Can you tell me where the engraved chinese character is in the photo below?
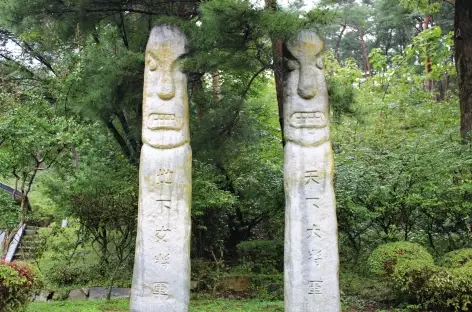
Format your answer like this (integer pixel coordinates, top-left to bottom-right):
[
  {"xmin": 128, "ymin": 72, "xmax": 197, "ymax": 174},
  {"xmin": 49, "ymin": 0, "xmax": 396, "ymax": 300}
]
[
  {"xmin": 307, "ymin": 224, "xmax": 321, "ymax": 239},
  {"xmin": 152, "ymin": 282, "xmax": 169, "ymax": 300},
  {"xmin": 155, "ymin": 224, "xmax": 171, "ymax": 242},
  {"xmin": 157, "ymin": 169, "xmax": 173, "ymax": 185},
  {"xmin": 308, "ymin": 249, "xmax": 322, "ymax": 266},
  {"xmin": 306, "ymin": 197, "xmax": 320, "ymax": 208},
  {"xmin": 308, "ymin": 280, "xmax": 323, "ymax": 295},
  {"xmin": 155, "ymin": 199, "xmax": 171, "ymax": 212},
  {"xmin": 155, "ymin": 253, "xmax": 170, "ymax": 269},
  {"xmin": 305, "ymin": 170, "xmax": 320, "ymax": 184}
]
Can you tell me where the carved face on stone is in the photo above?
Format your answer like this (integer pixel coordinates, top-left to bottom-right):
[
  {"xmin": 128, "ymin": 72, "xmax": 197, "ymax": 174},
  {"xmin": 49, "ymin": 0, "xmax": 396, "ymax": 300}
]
[
  {"xmin": 142, "ymin": 25, "xmax": 189, "ymax": 149},
  {"xmin": 284, "ymin": 30, "xmax": 329, "ymax": 146}
]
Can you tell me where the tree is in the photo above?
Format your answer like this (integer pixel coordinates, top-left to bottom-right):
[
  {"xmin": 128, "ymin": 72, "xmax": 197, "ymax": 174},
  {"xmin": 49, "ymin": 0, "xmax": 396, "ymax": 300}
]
[
  {"xmin": 455, "ymin": 0, "xmax": 472, "ymax": 140},
  {"xmin": 0, "ymin": 94, "xmax": 89, "ymax": 258}
]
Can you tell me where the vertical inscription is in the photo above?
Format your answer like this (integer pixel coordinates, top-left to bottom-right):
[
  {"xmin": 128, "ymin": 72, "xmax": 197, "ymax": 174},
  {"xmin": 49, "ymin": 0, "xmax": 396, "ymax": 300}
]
[
  {"xmin": 152, "ymin": 282, "xmax": 169, "ymax": 300},
  {"xmin": 155, "ymin": 253, "xmax": 170, "ymax": 269},
  {"xmin": 307, "ymin": 224, "xmax": 322, "ymax": 239},
  {"xmin": 308, "ymin": 249, "xmax": 322, "ymax": 266},
  {"xmin": 308, "ymin": 280, "xmax": 323, "ymax": 295},
  {"xmin": 306, "ymin": 197, "xmax": 320, "ymax": 208},
  {"xmin": 155, "ymin": 199, "xmax": 171, "ymax": 212},
  {"xmin": 155, "ymin": 224, "xmax": 171, "ymax": 242},
  {"xmin": 157, "ymin": 168, "xmax": 174, "ymax": 185},
  {"xmin": 304, "ymin": 170, "xmax": 321, "ymax": 184}
]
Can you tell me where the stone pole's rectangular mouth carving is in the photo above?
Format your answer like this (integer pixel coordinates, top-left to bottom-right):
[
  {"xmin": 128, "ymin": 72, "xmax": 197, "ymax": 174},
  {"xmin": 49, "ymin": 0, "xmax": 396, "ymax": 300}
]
[
  {"xmin": 289, "ymin": 111, "xmax": 327, "ymax": 128},
  {"xmin": 147, "ymin": 113, "xmax": 183, "ymax": 130}
]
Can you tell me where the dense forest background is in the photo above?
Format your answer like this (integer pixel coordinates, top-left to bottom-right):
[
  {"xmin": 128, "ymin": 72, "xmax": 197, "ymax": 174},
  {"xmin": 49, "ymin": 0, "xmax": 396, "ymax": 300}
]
[{"xmin": 1, "ymin": 0, "xmax": 472, "ymax": 310}]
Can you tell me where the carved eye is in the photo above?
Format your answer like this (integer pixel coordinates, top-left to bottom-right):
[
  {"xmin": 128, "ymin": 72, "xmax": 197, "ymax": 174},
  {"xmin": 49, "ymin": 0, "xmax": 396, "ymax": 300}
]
[
  {"xmin": 148, "ymin": 57, "xmax": 157, "ymax": 71},
  {"xmin": 147, "ymin": 53, "xmax": 157, "ymax": 71},
  {"xmin": 286, "ymin": 59, "xmax": 299, "ymax": 71},
  {"xmin": 316, "ymin": 58, "xmax": 324, "ymax": 70}
]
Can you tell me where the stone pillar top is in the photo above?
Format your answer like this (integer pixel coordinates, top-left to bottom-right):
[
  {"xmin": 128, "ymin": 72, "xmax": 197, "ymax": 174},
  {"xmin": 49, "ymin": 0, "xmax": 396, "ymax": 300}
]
[
  {"xmin": 142, "ymin": 25, "xmax": 189, "ymax": 149},
  {"xmin": 284, "ymin": 29, "xmax": 329, "ymax": 147}
]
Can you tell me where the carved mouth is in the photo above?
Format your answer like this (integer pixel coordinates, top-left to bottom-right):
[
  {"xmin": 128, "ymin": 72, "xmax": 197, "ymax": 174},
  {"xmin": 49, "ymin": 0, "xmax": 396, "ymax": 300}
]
[
  {"xmin": 147, "ymin": 113, "xmax": 182, "ymax": 130},
  {"xmin": 289, "ymin": 111, "xmax": 327, "ymax": 128}
]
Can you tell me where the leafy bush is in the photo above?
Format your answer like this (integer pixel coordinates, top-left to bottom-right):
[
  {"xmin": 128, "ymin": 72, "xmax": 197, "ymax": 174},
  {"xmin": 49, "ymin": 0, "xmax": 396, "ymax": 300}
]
[
  {"xmin": 368, "ymin": 242, "xmax": 434, "ymax": 277},
  {"xmin": 0, "ymin": 260, "xmax": 42, "ymax": 312},
  {"xmin": 439, "ymin": 248, "xmax": 472, "ymax": 268},
  {"xmin": 369, "ymin": 244, "xmax": 472, "ymax": 311},
  {"xmin": 248, "ymin": 274, "xmax": 282, "ymax": 300},
  {"xmin": 236, "ymin": 240, "xmax": 283, "ymax": 274},
  {"xmin": 36, "ymin": 222, "xmax": 132, "ymax": 290},
  {"xmin": 392, "ymin": 259, "xmax": 472, "ymax": 311},
  {"xmin": 191, "ymin": 258, "xmax": 225, "ymax": 292}
]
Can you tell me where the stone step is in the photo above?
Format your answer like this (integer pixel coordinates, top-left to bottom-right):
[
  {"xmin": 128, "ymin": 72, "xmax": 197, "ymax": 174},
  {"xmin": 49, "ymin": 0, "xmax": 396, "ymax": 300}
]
[
  {"xmin": 17, "ymin": 245, "xmax": 37, "ymax": 251},
  {"xmin": 21, "ymin": 241, "xmax": 41, "ymax": 248},
  {"xmin": 14, "ymin": 252, "xmax": 33, "ymax": 260},
  {"xmin": 23, "ymin": 229, "xmax": 38, "ymax": 236},
  {"xmin": 26, "ymin": 226, "xmax": 41, "ymax": 230}
]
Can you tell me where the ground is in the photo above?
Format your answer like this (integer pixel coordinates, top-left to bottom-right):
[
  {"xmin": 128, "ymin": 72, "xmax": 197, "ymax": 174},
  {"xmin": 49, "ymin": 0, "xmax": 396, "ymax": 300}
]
[{"xmin": 27, "ymin": 298, "xmax": 408, "ymax": 312}]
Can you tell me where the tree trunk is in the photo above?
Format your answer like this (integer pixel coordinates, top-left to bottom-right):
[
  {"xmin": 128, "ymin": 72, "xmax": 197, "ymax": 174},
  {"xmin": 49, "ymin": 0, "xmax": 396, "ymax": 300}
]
[
  {"xmin": 359, "ymin": 27, "xmax": 371, "ymax": 77},
  {"xmin": 189, "ymin": 72, "xmax": 205, "ymax": 120},
  {"xmin": 424, "ymin": 15, "xmax": 433, "ymax": 91},
  {"xmin": 335, "ymin": 24, "xmax": 347, "ymax": 63},
  {"xmin": 455, "ymin": 0, "xmax": 472, "ymax": 141},
  {"xmin": 264, "ymin": 0, "xmax": 286, "ymax": 146},
  {"xmin": 211, "ymin": 71, "xmax": 222, "ymax": 105}
]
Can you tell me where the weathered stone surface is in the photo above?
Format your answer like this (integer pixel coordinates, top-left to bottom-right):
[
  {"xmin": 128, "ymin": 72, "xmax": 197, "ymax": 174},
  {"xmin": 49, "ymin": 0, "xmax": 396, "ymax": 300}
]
[
  {"xmin": 68, "ymin": 288, "xmax": 87, "ymax": 301},
  {"xmin": 283, "ymin": 30, "xmax": 341, "ymax": 312},
  {"xmin": 219, "ymin": 276, "xmax": 250, "ymax": 292},
  {"xmin": 33, "ymin": 290, "xmax": 52, "ymax": 302},
  {"xmin": 130, "ymin": 25, "xmax": 191, "ymax": 312},
  {"xmin": 89, "ymin": 287, "xmax": 130, "ymax": 300}
]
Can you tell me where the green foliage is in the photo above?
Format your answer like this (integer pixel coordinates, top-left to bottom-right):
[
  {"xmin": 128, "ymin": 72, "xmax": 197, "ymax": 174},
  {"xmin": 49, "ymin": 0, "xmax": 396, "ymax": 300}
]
[
  {"xmin": 247, "ymin": 274, "xmax": 283, "ymax": 300},
  {"xmin": 0, "ymin": 261, "xmax": 42, "ymax": 312},
  {"xmin": 391, "ymin": 260, "xmax": 472, "ymax": 311},
  {"xmin": 439, "ymin": 249, "xmax": 472, "ymax": 268},
  {"xmin": 36, "ymin": 223, "xmax": 101, "ymax": 288},
  {"xmin": 36, "ymin": 222, "xmax": 132, "ymax": 291},
  {"xmin": 236, "ymin": 240, "xmax": 283, "ymax": 274},
  {"xmin": 191, "ymin": 258, "xmax": 225, "ymax": 292},
  {"xmin": 368, "ymin": 244, "xmax": 472, "ymax": 311},
  {"xmin": 368, "ymin": 242, "xmax": 434, "ymax": 277},
  {"xmin": 0, "ymin": 192, "xmax": 18, "ymax": 230}
]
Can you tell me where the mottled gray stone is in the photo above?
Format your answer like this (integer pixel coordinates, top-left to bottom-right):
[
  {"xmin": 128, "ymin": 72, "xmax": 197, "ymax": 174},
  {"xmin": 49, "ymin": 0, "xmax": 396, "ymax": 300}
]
[
  {"xmin": 33, "ymin": 290, "xmax": 52, "ymax": 302},
  {"xmin": 283, "ymin": 30, "xmax": 341, "ymax": 312},
  {"xmin": 130, "ymin": 25, "xmax": 191, "ymax": 312},
  {"xmin": 68, "ymin": 288, "xmax": 87, "ymax": 301}
]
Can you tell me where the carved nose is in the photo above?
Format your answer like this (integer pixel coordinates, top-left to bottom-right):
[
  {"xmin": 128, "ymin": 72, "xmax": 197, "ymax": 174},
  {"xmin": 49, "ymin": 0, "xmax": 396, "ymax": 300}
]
[
  {"xmin": 297, "ymin": 68, "xmax": 316, "ymax": 99},
  {"xmin": 157, "ymin": 72, "xmax": 176, "ymax": 100}
]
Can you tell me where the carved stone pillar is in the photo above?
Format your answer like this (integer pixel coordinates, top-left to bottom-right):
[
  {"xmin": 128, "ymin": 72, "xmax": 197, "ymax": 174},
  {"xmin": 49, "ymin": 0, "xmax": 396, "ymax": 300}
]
[
  {"xmin": 283, "ymin": 30, "xmax": 341, "ymax": 312},
  {"xmin": 131, "ymin": 25, "xmax": 191, "ymax": 312}
]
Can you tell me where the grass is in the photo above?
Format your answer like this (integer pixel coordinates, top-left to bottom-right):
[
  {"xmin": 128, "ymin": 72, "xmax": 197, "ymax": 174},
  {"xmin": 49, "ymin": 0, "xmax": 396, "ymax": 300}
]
[
  {"xmin": 27, "ymin": 299, "xmax": 284, "ymax": 312},
  {"xmin": 27, "ymin": 298, "xmax": 409, "ymax": 312}
]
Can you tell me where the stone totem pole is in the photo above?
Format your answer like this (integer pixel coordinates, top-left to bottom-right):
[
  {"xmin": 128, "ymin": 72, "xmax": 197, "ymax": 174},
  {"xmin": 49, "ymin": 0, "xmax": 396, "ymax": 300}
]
[
  {"xmin": 284, "ymin": 30, "xmax": 341, "ymax": 312},
  {"xmin": 131, "ymin": 25, "xmax": 191, "ymax": 312}
]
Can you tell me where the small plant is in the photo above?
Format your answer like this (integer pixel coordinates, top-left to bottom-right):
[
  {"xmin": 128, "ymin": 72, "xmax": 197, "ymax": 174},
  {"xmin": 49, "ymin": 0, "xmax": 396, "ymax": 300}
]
[
  {"xmin": 236, "ymin": 240, "xmax": 283, "ymax": 274},
  {"xmin": 0, "ymin": 260, "xmax": 42, "ymax": 312}
]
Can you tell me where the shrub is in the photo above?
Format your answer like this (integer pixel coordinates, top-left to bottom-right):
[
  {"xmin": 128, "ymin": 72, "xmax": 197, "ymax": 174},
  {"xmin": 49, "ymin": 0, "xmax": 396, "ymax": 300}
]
[
  {"xmin": 236, "ymin": 240, "xmax": 283, "ymax": 274},
  {"xmin": 439, "ymin": 248, "xmax": 472, "ymax": 268},
  {"xmin": 392, "ymin": 259, "xmax": 472, "ymax": 311},
  {"xmin": 248, "ymin": 274, "xmax": 283, "ymax": 300},
  {"xmin": 0, "ymin": 260, "xmax": 42, "ymax": 312},
  {"xmin": 368, "ymin": 241, "xmax": 434, "ymax": 277}
]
